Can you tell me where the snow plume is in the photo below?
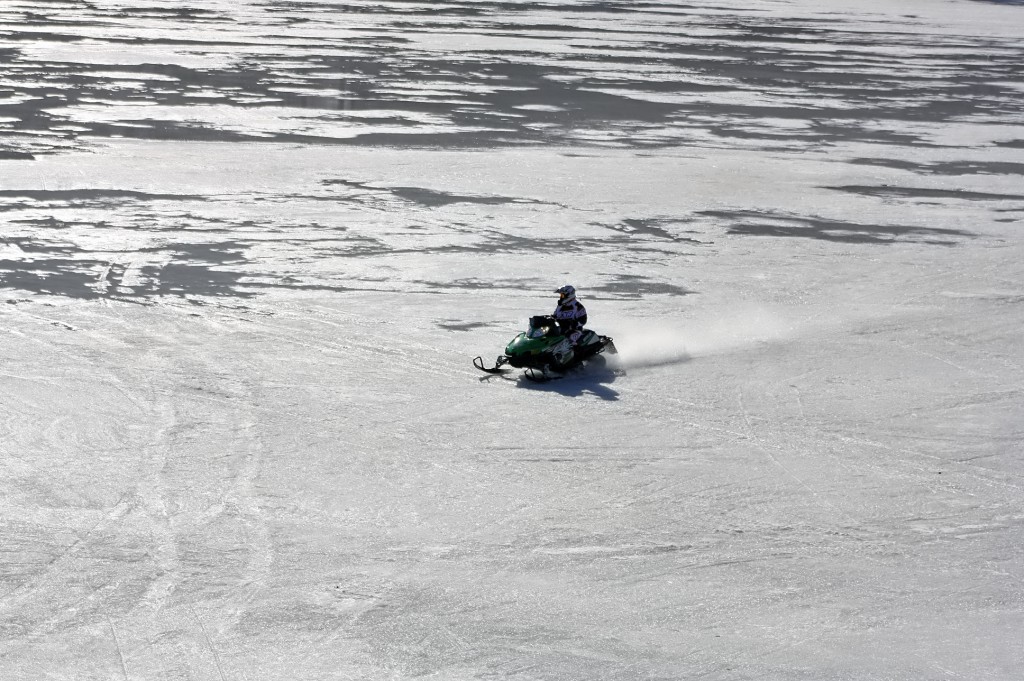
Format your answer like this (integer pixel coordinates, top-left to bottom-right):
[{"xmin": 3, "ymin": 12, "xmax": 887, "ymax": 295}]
[{"xmin": 608, "ymin": 306, "xmax": 795, "ymax": 370}]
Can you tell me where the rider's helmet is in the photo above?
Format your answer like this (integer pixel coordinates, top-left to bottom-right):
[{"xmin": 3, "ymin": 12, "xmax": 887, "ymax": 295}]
[{"xmin": 556, "ymin": 284, "xmax": 576, "ymax": 305}]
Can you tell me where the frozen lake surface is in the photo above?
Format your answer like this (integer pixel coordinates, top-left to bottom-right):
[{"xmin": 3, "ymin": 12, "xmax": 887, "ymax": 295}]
[{"xmin": 1, "ymin": 1, "xmax": 1023, "ymax": 679}]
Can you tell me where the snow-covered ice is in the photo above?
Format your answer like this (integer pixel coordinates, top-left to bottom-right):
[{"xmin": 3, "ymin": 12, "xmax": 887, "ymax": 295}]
[{"xmin": 1, "ymin": 1, "xmax": 1022, "ymax": 679}]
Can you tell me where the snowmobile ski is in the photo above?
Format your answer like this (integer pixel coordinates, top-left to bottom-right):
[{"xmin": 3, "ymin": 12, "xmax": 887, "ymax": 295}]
[
  {"xmin": 524, "ymin": 366, "xmax": 564, "ymax": 383},
  {"xmin": 473, "ymin": 355, "xmax": 510, "ymax": 374}
]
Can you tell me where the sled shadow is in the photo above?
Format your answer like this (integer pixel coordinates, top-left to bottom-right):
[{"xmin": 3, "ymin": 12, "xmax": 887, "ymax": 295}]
[{"xmin": 517, "ymin": 356, "xmax": 622, "ymax": 401}]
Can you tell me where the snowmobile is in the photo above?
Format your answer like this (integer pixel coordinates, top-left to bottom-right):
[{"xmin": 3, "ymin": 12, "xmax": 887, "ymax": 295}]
[{"xmin": 473, "ymin": 315, "xmax": 616, "ymax": 381}]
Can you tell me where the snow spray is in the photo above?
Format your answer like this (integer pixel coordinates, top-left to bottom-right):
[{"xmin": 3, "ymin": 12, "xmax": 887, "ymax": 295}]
[{"xmin": 606, "ymin": 306, "xmax": 796, "ymax": 370}]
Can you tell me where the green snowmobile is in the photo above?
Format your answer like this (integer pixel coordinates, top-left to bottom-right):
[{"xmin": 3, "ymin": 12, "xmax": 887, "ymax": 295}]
[{"xmin": 473, "ymin": 315, "xmax": 616, "ymax": 381}]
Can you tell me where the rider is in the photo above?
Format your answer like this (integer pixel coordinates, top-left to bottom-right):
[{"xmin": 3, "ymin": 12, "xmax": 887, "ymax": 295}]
[{"xmin": 553, "ymin": 284, "xmax": 587, "ymax": 346}]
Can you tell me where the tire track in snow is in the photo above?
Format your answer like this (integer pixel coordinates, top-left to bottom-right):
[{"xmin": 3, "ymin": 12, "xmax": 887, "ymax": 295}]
[{"xmin": 132, "ymin": 410, "xmax": 183, "ymax": 615}]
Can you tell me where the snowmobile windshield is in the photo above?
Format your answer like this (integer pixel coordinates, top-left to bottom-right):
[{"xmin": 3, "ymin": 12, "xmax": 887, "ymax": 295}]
[{"xmin": 526, "ymin": 315, "xmax": 557, "ymax": 338}]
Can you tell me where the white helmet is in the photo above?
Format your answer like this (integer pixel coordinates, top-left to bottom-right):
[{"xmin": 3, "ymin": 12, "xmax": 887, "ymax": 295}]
[{"xmin": 556, "ymin": 284, "xmax": 576, "ymax": 305}]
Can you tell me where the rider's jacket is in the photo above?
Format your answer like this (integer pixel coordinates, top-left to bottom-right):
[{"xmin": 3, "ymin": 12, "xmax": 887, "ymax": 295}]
[{"xmin": 553, "ymin": 300, "xmax": 587, "ymax": 336}]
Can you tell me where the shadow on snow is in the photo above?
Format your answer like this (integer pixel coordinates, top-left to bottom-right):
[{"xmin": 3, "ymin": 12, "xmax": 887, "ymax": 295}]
[{"xmin": 480, "ymin": 355, "xmax": 621, "ymax": 401}]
